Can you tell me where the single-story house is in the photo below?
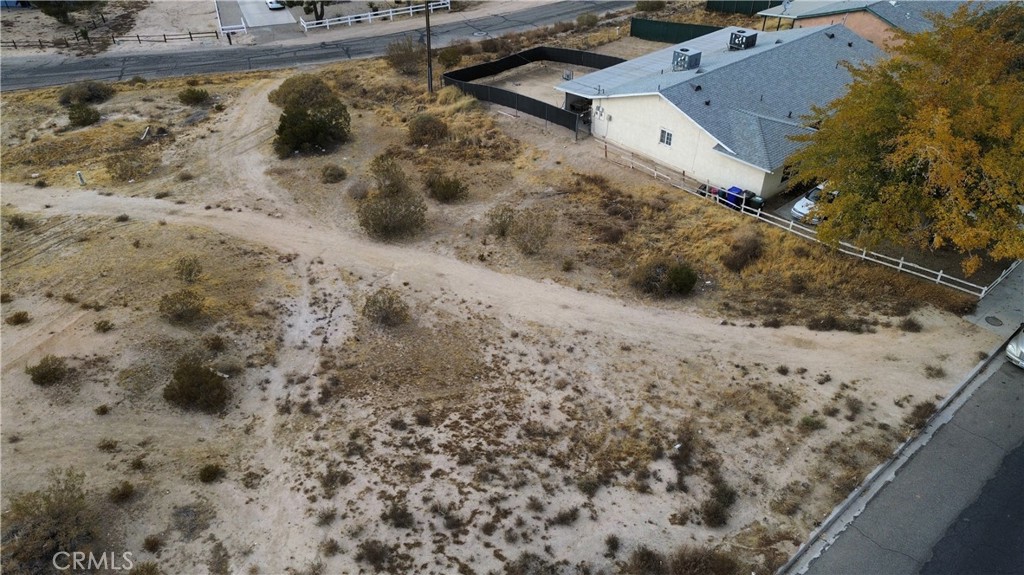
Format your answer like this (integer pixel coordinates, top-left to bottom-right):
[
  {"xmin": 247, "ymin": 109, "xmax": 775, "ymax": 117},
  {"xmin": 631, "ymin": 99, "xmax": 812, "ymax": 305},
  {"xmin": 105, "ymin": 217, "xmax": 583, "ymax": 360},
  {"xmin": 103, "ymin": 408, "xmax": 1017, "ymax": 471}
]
[
  {"xmin": 756, "ymin": 1, "xmax": 987, "ymax": 47},
  {"xmin": 555, "ymin": 25, "xmax": 883, "ymax": 198}
]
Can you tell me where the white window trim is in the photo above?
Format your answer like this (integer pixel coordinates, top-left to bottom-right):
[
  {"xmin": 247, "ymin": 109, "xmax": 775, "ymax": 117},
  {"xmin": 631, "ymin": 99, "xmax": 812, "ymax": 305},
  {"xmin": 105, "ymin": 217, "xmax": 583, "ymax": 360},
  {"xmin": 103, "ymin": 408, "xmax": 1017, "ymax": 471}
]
[{"xmin": 659, "ymin": 128, "xmax": 673, "ymax": 147}]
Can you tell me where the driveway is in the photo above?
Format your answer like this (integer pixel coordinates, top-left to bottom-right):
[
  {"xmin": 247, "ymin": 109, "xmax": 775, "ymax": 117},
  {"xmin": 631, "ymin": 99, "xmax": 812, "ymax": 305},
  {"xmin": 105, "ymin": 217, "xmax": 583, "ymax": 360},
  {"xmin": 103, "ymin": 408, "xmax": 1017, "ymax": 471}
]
[{"xmin": 238, "ymin": 0, "xmax": 296, "ymax": 28}]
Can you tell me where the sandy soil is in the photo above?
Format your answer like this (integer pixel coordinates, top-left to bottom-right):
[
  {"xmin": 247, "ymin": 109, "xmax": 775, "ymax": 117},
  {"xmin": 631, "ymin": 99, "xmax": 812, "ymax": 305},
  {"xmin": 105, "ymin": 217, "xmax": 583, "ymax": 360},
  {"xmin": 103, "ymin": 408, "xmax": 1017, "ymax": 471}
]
[{"xmin": 0, "ymin": 27, "xmax": 1003, "ymax": 575}]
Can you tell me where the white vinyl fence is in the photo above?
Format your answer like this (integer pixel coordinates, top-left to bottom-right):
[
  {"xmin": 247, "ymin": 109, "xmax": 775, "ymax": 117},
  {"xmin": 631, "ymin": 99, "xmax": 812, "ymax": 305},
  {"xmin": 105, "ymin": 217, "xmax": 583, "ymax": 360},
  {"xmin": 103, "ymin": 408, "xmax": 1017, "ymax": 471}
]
[
  {"xmin": 598, "ymin": 141, "xmax": 1016, "ymax": 298},
  {"xmin": 300, "ymin": 0, "xmax": 450, "ymax": 31}
]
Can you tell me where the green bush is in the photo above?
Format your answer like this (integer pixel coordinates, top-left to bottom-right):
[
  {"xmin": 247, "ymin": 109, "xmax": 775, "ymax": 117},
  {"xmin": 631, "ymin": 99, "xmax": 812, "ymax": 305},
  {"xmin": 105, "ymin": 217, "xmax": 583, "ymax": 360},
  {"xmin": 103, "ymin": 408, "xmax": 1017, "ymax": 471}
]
[
  {"xmin": 273, "ymin": 101, "xmax": 352, "ymax": 158},
  {"xmin": 3, "ymin": 468, "xmax": 99, "ymax": 574},
  {"xmin": 423, "ymin": 169, "xmax": 468, "ymax": 203},
  {"xmin": 437, "ymin": 46, "xmax": 463, "ymax": 68},
  {"xmin": 68, "ymin": 104, "xmax": 101, "ymax": 127},
  {"xmin": 511, "ymin": 209, "xmax": 556, "ymax": 256},
  {"xmin": 174, "ymin": 255, "xmax": 203, "ymax": 283},
  {"xmin": 630, "ymin": 257, "xmax": 698, "ymax": 297},
  {"xmin": 369, "ymin": 155, "xmax": 410, "ymax": 196},
  {"xmin": 700, "ymin": 475, "xmax": 737, "ymax": 528},
  {"xmin": 268, "ymin": 74, "xmax": 336, "ymax": 109},
  {"xmin": 798, "ymin": 415, "xmax": 826, "ymax": 432},
  {"xmin": 485, "ymin": 204, "xmax": 516, "ymax": 237},
  {"xmin": 178, "ymin": 87, "xmax": 210, "ymax": 106},
  {"xmin": 321, "ymin": 164, "xmax": 347, "ymax": 184},
  {"xmin": 381, "ymin": 501, "xmax": 415, "ymax": 528},
  {"xmin": 407, "ymin": 113, "xmax": 449, "ymax": 146},
  {"xmin": 163, "ymin": 355, "xmax": 231, "ymax": 413},
  {"xmin": 357, "ymin": 190, "xmax": 426, "ymax": 239},
  {"xmin": 58, "ymin": 81, "xmax": 115, "ymax": 106},
  {"xmin": 385, "ymin": 37, "xmax": 425, "ymax": 75},
  {"xmin": 25, "ymin": 355, "xmax": 70, "ymax": 386},
  {"xmin": 158, "ymin": 289, "xmax": 205, "ymax": 323},
  {"xmin": 362, "ymin": 287, "xmax": 410, "ymax": 327},
  {"xmin": 576, "ymin": 13, "xmax": 599, "ymax": 29}
]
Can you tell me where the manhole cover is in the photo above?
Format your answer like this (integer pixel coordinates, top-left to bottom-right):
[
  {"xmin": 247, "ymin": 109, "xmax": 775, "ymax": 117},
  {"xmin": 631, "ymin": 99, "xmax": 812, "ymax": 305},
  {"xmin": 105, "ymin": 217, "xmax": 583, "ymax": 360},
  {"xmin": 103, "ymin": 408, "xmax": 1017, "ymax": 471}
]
[
  {"xmin": 473, "ymin": 31, "xmax": 487, "ymax": 36},
  {"xmin": 985, "ymin": 316, "xmax": 1004, "ymax": 326}
]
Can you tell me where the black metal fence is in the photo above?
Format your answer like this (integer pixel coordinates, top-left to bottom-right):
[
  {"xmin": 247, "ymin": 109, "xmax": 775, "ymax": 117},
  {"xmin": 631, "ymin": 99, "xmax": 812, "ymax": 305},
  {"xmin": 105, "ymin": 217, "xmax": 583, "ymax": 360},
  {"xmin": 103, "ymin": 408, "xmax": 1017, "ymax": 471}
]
[
  {"xmin": 704, "ymin": 0, "xmax": 782, "ymax": 15},
  {"xmin": 629, "ymin": 18, "xmax": 722, "ymax": 43},
  {"xmin": 442, "ymin": 46, "xmax": 625, "ymax": 135}
]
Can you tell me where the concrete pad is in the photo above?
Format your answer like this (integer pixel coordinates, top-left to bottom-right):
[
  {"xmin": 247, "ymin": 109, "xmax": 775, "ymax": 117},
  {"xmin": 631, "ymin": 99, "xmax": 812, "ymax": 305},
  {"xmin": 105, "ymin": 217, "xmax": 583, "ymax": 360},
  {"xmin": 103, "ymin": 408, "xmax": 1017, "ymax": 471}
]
[{"xmin": 238, "ymin": 0, "xmax": 296, "ymax": 28}]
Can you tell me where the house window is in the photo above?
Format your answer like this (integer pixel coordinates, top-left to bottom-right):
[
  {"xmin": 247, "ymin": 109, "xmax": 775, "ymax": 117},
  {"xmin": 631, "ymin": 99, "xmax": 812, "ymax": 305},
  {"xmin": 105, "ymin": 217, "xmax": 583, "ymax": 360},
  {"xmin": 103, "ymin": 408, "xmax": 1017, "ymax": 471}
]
[{"xmin": 659, "ymin": 129, "xmax": 673, "ymax": 147}]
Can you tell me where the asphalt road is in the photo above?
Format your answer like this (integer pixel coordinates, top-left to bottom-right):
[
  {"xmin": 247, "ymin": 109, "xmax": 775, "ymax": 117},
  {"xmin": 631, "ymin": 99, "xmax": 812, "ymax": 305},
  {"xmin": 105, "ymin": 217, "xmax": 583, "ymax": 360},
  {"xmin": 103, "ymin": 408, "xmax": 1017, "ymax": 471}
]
[{"xmin": 0, "ymin": 1, "xmax": 632, "ymax": 91}]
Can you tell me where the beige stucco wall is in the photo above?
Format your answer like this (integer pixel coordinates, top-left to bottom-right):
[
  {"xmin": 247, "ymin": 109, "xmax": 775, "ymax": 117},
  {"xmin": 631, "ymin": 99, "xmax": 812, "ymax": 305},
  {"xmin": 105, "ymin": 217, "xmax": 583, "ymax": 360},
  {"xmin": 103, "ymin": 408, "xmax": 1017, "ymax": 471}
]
[
  {"xmin": 592, "ymin": 94, "xmax": 778, "ymax": 195},
  {"xmin": 796, "ymin": 11, "xmax": 900, "ymax": 49}
]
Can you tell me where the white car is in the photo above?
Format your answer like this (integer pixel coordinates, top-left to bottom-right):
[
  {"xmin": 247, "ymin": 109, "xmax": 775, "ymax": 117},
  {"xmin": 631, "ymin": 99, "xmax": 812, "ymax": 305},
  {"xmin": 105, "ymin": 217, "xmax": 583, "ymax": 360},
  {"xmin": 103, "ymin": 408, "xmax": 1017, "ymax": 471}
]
[
  {"xmin": 790, "ymin": 184, "xmax": 836, "ymax": 225},
  {"xmin": 266, "ymin": 0, "xmax": 286, "ymax": 9},
  {"xmin": 1006, "ymin": 327, "xmax": 1024, "ymax": 369}
]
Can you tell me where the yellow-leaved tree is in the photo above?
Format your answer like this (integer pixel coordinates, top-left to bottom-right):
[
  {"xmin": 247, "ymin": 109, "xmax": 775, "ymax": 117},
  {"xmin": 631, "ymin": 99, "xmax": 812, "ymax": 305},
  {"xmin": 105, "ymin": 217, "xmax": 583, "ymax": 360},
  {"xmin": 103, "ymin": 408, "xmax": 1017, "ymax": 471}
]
[{"xmin": 787, "ymin": 3, "xmax": 1024, "ymax": 276}]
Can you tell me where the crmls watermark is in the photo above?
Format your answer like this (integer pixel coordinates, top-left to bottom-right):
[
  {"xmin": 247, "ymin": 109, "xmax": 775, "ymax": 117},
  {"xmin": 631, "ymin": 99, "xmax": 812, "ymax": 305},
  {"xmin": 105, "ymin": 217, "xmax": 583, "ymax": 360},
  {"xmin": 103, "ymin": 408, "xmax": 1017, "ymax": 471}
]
[{"xmin": 52, "ymin": 552, "xmax": 135, "ymax": 571}]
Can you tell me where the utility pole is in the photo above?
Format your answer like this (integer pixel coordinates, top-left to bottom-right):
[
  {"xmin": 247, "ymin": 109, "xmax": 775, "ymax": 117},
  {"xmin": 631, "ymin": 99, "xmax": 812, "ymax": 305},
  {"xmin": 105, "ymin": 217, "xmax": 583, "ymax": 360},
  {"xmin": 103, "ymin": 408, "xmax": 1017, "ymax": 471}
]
[{"xmin": 424, "ymin": 1, "xmax": 434, "ymax": 94}]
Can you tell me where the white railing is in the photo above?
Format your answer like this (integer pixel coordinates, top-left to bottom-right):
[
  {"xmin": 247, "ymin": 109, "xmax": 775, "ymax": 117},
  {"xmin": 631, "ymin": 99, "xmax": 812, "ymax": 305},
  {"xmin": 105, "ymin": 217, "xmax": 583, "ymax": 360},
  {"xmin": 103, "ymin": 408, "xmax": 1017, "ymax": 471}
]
[
  {"xmin": 300, "ymin": 0, "xmax": 450, "ymax": 32},
  {"xmin": 214, "ymin": 1, "xmax": 247, "ymax": 35},
  {"xmin": 597, "ymin": 140, "xmax": 1014, "ymax": 298}
]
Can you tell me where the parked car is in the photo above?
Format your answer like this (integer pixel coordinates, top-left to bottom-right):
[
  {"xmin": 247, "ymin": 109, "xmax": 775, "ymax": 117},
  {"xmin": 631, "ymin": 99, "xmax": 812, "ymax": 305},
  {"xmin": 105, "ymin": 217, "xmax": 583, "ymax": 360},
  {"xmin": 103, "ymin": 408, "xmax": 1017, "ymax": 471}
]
[
  {"xmin": 266, "ymin": 0, "xmax": 286, "ymax": 9},
  {"xmin": 718, "ymin": 186, "xmax": 765, "ymax": 212},
  {"xmin": 1006, "ymin": 326, "xmax": 1024, "ymax": 369},
  {"xmin": 790, "ymin": 184, "xmax": 836, "ymax": 224}
]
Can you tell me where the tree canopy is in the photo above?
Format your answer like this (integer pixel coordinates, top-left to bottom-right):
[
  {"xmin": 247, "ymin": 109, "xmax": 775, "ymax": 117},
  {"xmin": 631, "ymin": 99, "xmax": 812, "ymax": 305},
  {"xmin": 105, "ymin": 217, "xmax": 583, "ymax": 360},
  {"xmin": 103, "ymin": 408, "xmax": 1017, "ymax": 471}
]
[
  {"xmin": 270, "ymin": 74, "xmax": 351, "ymax": 158},
  {"xmin": 30, "ymin": 1, "xmax": 103, "ymax": 24},
  {"xmin": 787, "ymin": 3, "xmax": 1024, "ymax": 275}
]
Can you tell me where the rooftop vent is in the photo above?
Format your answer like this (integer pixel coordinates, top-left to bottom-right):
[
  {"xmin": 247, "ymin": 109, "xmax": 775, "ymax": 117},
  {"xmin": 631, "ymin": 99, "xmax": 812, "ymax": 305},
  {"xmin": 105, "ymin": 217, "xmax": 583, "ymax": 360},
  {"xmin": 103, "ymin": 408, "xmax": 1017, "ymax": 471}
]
[
  {"xmin": 729, "ymin": 29, "xmax": 757, "ymax": 50},
  {"xmin": 672, "ymin": 47, "xmax": 702, "ymax": 71},
  {"xmin": 825, "ymin": 32, "xmax": 835, "ymax": 39}
]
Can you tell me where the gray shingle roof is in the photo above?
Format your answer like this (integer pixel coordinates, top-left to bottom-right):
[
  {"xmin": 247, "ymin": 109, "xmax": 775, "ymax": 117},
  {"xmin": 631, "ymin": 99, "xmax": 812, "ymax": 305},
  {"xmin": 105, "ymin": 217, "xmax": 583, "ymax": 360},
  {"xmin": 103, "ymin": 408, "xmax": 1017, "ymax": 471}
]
[
  {"xmin": 557, "ymin": 25, "xmax": 884, "ymax": 171},
  {"xmin": 758, "ymin": 1, "xmax": 1001, "ymax": 34}
]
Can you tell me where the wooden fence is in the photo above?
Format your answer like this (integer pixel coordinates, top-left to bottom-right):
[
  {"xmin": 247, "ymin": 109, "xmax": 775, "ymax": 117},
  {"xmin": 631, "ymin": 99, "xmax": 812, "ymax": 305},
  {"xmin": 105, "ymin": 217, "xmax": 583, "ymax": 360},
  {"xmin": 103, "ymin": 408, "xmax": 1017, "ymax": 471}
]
[
  {"xmin": 300, "ymin": 0, "xmax": 450, "ymax": 31},
  {"xmin": 598, "ymin": 141, "xmax": 1013, "ymax": 298},
  {"xmin": 1, "ymin": 30, "xmax": 220, "ymax": 50}
]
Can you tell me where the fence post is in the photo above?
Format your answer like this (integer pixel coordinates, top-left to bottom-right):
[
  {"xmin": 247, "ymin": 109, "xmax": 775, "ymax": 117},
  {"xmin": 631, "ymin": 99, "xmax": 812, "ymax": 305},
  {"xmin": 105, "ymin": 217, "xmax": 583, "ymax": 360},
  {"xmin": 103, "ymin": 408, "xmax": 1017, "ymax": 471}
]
[
  {"xmin": 11, "ymin": 40, "xmax": 16, "ymax": 49},
  {"xmin": 227, "ymin": 32, "xmax": 232, "ymax": 45},
  {"xmin": 137, "ymin": 34, "xmax": 141, "ymax": 44},
  {"xmin": 163, "ymin": 34, "xmax": 167, "ymax": 42},
  {"xmin": 898, "ymin": 257, "xmax": 904, "ymax": 271},
  {"xmin": 39, "ymin": 39, "xmax": 44, "ymax": 49},
  {"xmin": 936, "ymin": 270, "xmax": 944, "ymax": 284},
  {"xmin": 189, "ymin": 31, "xmax": 193, "ymax": 41}
]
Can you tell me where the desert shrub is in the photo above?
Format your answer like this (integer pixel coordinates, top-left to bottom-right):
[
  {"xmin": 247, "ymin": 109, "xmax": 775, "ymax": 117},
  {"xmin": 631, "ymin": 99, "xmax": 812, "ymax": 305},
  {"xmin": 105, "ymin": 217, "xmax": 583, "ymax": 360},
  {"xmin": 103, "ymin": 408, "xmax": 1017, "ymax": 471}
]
[
  {"xmin": 114, "ymin": 213, "xmax": 130, "ymax": 222},
  {"xmin": 362, "ymin": 287, "xmax": 410, "ymax": 327},
  {"xmin": 316, "ymin": 507, "xmax": 337, "ymax": 526},
  {"xmin": 178, "ymin": 87, "xmax": 210, "ymax": 106},
  {"xmin": 485, "ymin": 203, "xmax": 516, "ymax": 237},
  {"xmin": 548, "ymin": 506, "xmax": 579, "ymax": 526},
  {"xmin": 505, "ymin": 553, "xmax": 560, "ymax": 575},
  {"xmin": 630, "ymin": 256, "xmax": 698, "ymax": 297},
  {"xmin": 357, "ymin": 191, "xmax": 426, "ymax": 239},
  {"xmin": 720, "ymin": 228, "xmax": 763, "ymax": 272},
  {"xmin": 204, "ymin": 334, "xmax": 226, "ymax": 352},
  {"xmin": 3, "ymin": 468, "xmax": 99, "ymax": 573},
  {"xmin": 109, "ymin": 481, "xmax": 135, "ymax": 504},
  {"xmin": 666, "ymin": 545, "xmax": 739, "ymax": 575},
  {"xmin": 0, "ymin": 292, "xmax": 12, "ymax": 303},
  {"xmin": 58, "ymin": 80, "xmax": 115, "ymax": 106},
  {"xmin": 198, "ymin": 464, "xmax": 225, "ymax": 483},
  {"xmin": 321, "ymin": 164, "xmax": 347, "ymax": 184},
  {"xmin": 576, "ymin": 13, "xmax": 599, "ymax": 28},
  {"xmin": 381, "ymin": 502, "xmax": 415, "ymax": 528},
  {"xmin": 105, "ymin": 149, "xmax": 155, "ymax": 182},
  {"xmin": 905, "ymin": 401, "xmax": 937, "ymax": 429},
  {"xmin": 268, "ymin": 74, "xmax": 336, "ymax": 109},
  {"xmin": 385, "ymin": 37, "xmax": 425, "ymax": 75},
  {"xmin": 142, "ymin": 535, "xmax": 162, "ymax": 553},
  {"xmin": 923, "ymin": 365, "xmax": 946, "ymax": 379},
  {"xmin": 6, "ymin": 213, "xmax": 31, "ymax": 230},
  {"xmin": 480, "ymin": 37, "xmax": 509, "ymax": 53},
  {"xmin": 355, "ymin": 539, "xmax": 397, "ymax": 570},
  {"xmin": 798, "ymin": 415, "xmax": 826, "ymax": 432},
  {"xmin": 129, "ymin": 562, "xmax": 161, "ymax": 575},
  {"xmin": 95, "ymin": 404, "xmax": 110, "ymax": 415},
  {"xmin": 158, "ymin": 289, "xmax": 204, "ymax": 323},
  {"xmin": 636, "ymin": 0, "xmax": 667, "ymax": 11},
  {"xmin": 369, "ymin": 154, "xmax": 411, "ymax": 196},
  {"xmin": 776, "ymin": 365, "xmax": 790, "ymax": 375},
  {"xmin": 5, "ymin": 311, "xmax": 31, "ymax": 325},
  {"xmin": 176, "ymin": 170, "xmax": 194, "ymax": 182},
  {"xmin": 605, "ymin": 534, "xmax": 621, "ymax": 558},
  {"xmin": 163, "ymin": 355, "xmax": 230, "ymax": 413},
  {"xmin": 274, "ymin": 101, "xmax": 352, "ymax": 158},
  {"xmin": 25, "ymin": 354, "xmax": 70, "ymax": 386},
  {"xmin": 511, "ymin": 210, "xmax": 556, "ymax": 255},
  {"xmin": 624, "ymin": 546, "xmax": 667, "ymax": 575},
  {"xmin": 700, "ymin": 475, "xmax": 737, "ymax": 528},
  {"xmin": 94, "ymin": 319, "xmax": 115, "ymax": 333},
  {"xmin": 130, "ymin": 76, "xmax": 147, "ymax": 85},
  {"xmin": 413, "ymin": 409, "xmax": 431, "ymax": 426},
  {"xmin": 437, "ymin": 46, "xmax": 463, "ymax": 68},
  {"xmin": 174, "ymin": 254, "xmax": 203, "ymax": 283},
  {"xmin": 898, "ymin": 317, "xmax": 923, "ymax": 332},
  {"xmin": 348, "ymin": 179, "xmax": 371, "ymax": 201},
  {"xmin": 407, "ymin": 113, "xmax": 449, "ymax": 146},
  {"xmin": 423, "ymin": 169, "xmax": 468, "ymax": 202},
  {"xmin": 68, "ymin": 103, "xmax": 101, "ymax": 127}
]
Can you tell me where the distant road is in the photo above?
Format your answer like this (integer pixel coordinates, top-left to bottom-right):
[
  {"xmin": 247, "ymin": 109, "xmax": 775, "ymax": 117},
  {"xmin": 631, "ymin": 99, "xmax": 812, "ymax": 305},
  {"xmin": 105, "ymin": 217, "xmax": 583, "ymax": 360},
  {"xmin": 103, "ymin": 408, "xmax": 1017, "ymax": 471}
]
[{"xmin": 0, "ymin": 1, "xmax": 632, "ymax": 91}]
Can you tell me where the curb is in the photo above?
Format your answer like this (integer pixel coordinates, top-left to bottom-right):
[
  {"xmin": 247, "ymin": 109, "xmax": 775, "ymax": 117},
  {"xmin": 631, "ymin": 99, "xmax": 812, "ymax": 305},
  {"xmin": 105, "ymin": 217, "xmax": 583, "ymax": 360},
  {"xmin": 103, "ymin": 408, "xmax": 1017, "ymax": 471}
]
[{"xmin": 776, "ymin": 329, "xmax": 1017, "ymax": 575}]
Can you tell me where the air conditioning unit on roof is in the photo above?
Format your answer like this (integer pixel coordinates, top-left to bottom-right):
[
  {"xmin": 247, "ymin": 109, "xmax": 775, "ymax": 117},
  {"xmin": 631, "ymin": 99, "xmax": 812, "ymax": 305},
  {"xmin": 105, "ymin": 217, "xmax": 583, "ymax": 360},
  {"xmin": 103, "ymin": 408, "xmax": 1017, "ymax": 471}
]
[
  {"xmin": 672, "ymin": 47, "xmax": 702, "ymax": 71},
  {"xmin": 729, "ymin": 29, "xmax": 757, "ymax": 50}
]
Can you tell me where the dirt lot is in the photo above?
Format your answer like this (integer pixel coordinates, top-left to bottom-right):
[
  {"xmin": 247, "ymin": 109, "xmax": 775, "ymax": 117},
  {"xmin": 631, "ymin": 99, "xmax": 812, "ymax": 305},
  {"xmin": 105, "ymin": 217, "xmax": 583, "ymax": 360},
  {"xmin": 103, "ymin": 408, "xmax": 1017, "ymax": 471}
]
[{"xmin": 0, "ymin": 11, "xmax": 1004, "ymax": 575}]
